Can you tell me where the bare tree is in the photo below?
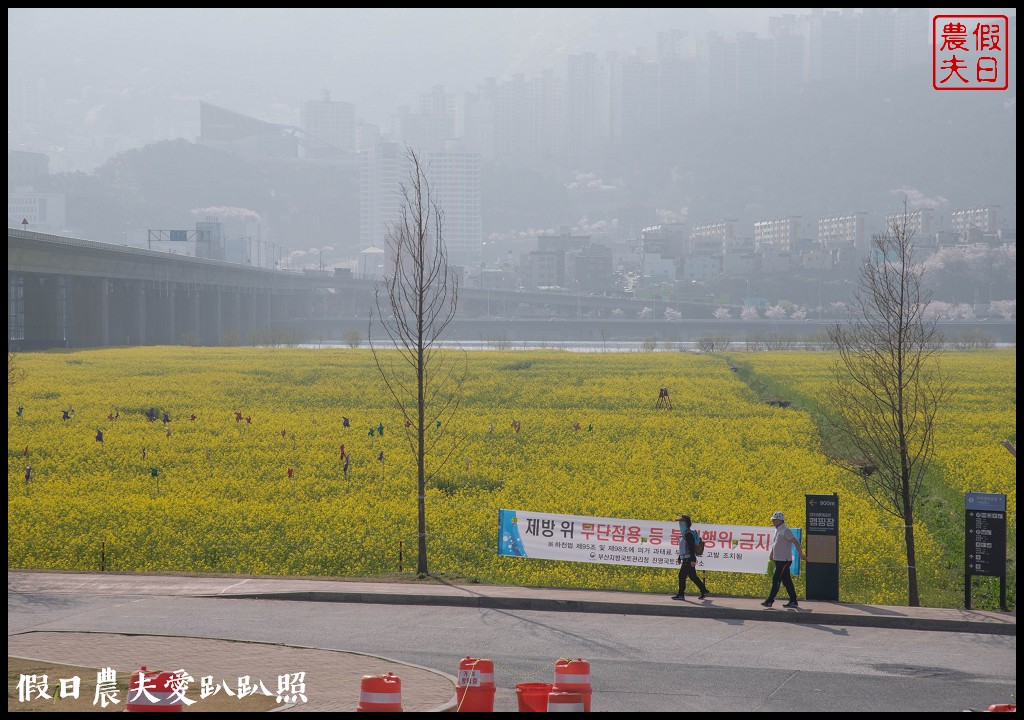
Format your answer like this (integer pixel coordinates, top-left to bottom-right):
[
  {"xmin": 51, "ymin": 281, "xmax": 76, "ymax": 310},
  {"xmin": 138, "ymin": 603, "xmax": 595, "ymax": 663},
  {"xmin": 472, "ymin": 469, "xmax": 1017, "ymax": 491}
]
[
  {"xmin": 827, "ymin": 204, "xmax": 947, "ymax": 607},
  {"xmin": 369, "ymin": 147, "xmax": 465, "ymax": 577}
]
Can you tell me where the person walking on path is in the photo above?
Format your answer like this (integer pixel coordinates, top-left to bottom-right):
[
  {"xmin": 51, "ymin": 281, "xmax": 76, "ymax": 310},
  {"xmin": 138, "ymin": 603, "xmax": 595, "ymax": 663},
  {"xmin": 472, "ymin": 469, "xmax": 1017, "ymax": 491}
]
[
  {"xmin": 762, "ymin": 511, "xmax": 808, "ymax": 608},
  {"xmin": 672, "ymin": 514, "xmax": 709, "ymax": 601}
]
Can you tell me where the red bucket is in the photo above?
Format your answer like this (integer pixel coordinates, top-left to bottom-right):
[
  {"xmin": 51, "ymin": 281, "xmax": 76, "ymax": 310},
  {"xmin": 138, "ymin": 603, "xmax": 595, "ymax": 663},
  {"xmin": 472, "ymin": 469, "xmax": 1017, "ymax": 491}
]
[{"xmin": 515, "ymin": 682, "xmax": 554, "ymax": 712}]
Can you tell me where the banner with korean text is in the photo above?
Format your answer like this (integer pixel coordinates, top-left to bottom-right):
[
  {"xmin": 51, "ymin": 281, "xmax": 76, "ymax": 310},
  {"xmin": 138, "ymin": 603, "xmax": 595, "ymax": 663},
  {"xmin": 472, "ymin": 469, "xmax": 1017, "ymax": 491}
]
[{"xmin": 497, "ymin": 509, "xmax": 801, "ymax": 575}]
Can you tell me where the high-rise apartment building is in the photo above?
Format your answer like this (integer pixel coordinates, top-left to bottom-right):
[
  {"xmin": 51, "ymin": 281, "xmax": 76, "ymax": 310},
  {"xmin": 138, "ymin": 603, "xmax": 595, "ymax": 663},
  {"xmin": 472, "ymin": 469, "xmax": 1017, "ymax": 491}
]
[
  {"xmin": 565, "ymin": 52, "xmax": 613, "ymax": 167},
  {"xmin": 655, "ymin": 32, "xmax": 698, "ymax": 135},
  {"xmin": 950, "ymin": 207, "xmax": 999, "ymax": 242},
  {"xmin": 769, "ymin": 14, "xmax": 806, "ymax": 92},
  {"xmin": 301, "ymin": 90, "xmax": 356, "ymax": 154},
  {"xmin": 469, "ymin": 71, "xmax": 565, "ymax": 166},
  {"xmin": 885, "ymin": 208, "xmax": 933, "ymax": 236},
  {"xmin": 818, "ymin": 212, "xmax": 866, "ymax": 250},
  {"xmin": 426, "ymin": 144, "xmax": 482, "ymax": 269},
  {"xmin": 804, "ymin": 8, "xmax": 925, "ymax": 82},
  {"xmin": 754, "ymin": 217, "xmax": 800, "ymax": 253},
  {"xmin": 359, "ymin": 141, "xmax": 407, "ymax": 261},
  {"xmin": 359, "ymin": 140, "xmax": 482, "ymax": 271}
]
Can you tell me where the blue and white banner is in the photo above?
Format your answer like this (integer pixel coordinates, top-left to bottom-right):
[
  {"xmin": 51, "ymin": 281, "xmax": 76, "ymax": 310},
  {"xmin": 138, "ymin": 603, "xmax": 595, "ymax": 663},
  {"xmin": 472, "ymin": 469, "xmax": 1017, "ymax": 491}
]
[{"xmin": 497, "ymin": 509, "xmax": 800, "ymax": 575}]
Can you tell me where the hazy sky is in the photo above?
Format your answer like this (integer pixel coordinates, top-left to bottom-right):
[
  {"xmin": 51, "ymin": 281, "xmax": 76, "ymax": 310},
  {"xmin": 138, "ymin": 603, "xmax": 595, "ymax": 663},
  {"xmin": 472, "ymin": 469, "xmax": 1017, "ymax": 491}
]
[{"xmin": 8, "ymin": 8, "xmax": 805, "ymax": 128}]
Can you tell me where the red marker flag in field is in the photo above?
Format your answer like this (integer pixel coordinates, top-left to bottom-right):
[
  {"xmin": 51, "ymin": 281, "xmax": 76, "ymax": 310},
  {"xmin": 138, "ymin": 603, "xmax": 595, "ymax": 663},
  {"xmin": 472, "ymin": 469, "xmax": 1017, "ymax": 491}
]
[{"xmin": 23, "ymin": 446, "xmax": 28, "ymax": 457}]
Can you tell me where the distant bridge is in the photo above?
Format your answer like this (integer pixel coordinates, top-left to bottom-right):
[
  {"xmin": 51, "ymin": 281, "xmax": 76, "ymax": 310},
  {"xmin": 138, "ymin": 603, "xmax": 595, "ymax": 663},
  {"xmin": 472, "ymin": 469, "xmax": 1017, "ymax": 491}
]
[
  {"xmin": 9, "ymin": 229, "xmax": 351, "ymax": 349},
  {"xmin": 9, "ymin": 229, "xmax": 1014, "ymax": 350},
  {"xmin": 8, "ymin": 229, "xmax": 704, "ymax": 350}
]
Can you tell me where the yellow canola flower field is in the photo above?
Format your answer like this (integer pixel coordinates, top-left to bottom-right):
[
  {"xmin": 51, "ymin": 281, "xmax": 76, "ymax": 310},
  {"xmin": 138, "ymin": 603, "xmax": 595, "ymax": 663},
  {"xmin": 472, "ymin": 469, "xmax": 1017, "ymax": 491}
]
[
  {"xmin": 739, "ymin": 348, "xmax": 1016, "ymax": 606},
  {"xmin": 7, "ymin": 347, "xmax": 1014, "ymax": 608}
]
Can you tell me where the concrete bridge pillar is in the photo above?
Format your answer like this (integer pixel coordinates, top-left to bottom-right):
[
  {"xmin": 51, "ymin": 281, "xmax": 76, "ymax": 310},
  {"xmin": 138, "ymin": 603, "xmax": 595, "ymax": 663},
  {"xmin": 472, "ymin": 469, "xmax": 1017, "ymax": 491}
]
[
  {"xmin": 166, "ymin": 283, "xmax": 176, "ymax": 344},
  {"xmin": 135, "ymin": 282, "xmax": 146, "ymax": 345},
  {"xmin": 230, "ymin": 286, "xmax": 239, "ymax": 344},
  {"xmin": 215, "ymin": 290, "xmax": 224, "ymax": 345},
  {"xmin": 19, "ymin": 274, "xmax": 59, "ymax": 348},
  {"xmin": 98, "ymin": 279, "xmax": 111, "ymax": 347},
  {"xmin": 189, "ymin": 285, "xmax": 201, "ymax": 345}
]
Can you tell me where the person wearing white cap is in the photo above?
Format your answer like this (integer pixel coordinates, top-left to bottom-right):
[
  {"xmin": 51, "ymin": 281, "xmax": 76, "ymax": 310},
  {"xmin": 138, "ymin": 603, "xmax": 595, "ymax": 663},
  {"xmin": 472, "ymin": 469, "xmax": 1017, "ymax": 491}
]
[{"xmin": 761, "ymin": 510, "xmax": 808, "ymax": 608}]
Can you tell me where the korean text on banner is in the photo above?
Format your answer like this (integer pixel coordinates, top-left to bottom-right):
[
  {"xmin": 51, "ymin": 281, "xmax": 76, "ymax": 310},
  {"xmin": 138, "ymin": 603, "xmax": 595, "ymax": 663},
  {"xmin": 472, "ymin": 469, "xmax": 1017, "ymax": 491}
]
[{"xmin": 497, "ymin": 509, "xmax": 801, "ymax": 575}]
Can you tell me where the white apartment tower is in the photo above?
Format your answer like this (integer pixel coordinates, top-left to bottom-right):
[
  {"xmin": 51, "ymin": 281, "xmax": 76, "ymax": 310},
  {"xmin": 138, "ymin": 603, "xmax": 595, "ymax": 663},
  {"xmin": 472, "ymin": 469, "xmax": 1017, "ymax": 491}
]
[
  {"xmin": 950, "ymin": 207, "xmax": 999, "ymax": 240},
  {"xmin": 359, "ymin": 141, "xmax": 482, "ymax": 271},
  {"xmin": 818, "ymin": 212, "xmax": 866, "ymax": 249},
  {"xmin": 359, "ymin": 142, "xmax": 407, "ymax": 258},
  {"xmin": 302, "ymin": 90, "xmax": 356, "ymax": 153},
  {"xmin": 884, "ymin": 208, "xmax": 933, "ymax": 236},
  {"xmin": 425, "ymin": 145, "xmax": 482, "ymax": 269},
  {"xmin": 754, "ymin": 217, "xmax": 800, "ymax": 253}
]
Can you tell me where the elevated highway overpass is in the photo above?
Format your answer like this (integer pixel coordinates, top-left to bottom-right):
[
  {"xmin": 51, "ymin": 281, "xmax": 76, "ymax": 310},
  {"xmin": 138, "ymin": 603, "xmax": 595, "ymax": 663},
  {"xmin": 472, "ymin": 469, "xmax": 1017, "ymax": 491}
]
[{"xmin": 9, "ymin": 229, "xmax": 1015, "ymax": 350}]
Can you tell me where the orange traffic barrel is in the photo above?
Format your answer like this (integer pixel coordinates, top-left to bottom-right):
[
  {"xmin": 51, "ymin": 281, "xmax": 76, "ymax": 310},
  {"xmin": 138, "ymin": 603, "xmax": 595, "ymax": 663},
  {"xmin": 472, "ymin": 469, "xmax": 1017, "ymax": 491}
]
[
  {"xmin": 357, "ymin": 672, "xmax": 402, "ymax": 712},
  {"xmin": 547, "ymin": 690, "xmax": 585, "ymax": 712},
  {"xmin": 455, "ymin": 656, "xmax": 495, "ymax": 712},
  {"xmin": 125, "ymin": 666, "xmax": 185, "ymax": 712},
  {"xmin": 553, "ymin": 657, "xmax": 591, "ymax": 712},
  {"xmin": 515, "ymin": 682, "xmax": 553, "ymax": 712}
]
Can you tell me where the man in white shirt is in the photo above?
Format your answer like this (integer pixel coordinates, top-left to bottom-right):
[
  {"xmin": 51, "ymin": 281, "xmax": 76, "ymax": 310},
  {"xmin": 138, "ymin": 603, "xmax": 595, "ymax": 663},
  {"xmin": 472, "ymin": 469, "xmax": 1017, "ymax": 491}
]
[{"xmin": 761, "ymin": 511, "xmax": 808, "ymax": 608}]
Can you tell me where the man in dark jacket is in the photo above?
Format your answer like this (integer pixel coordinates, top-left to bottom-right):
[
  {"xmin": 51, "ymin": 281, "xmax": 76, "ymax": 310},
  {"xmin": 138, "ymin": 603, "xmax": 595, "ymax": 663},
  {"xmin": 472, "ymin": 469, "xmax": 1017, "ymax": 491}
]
[{"xmin": 672, "ymin": 514, "xmax": 710, "ymax": 601}]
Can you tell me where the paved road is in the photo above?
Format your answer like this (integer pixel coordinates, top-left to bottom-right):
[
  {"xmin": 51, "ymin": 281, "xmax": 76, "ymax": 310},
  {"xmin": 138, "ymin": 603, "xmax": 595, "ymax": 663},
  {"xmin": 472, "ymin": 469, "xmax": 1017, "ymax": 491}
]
[{"xmin": 8, "ymin": 571, "xmax": 1017, "ymax": 712}]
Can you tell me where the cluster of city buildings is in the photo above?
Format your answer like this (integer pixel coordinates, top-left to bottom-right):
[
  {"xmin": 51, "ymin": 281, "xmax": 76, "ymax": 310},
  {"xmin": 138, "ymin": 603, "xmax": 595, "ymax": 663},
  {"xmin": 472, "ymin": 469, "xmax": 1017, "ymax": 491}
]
[
  {"xmin": 8, "ymin": 9, "xmax": 1016, "ymax": 293},
  {"xmin": 482, "ymin": 205, "xmax": 1011, "ymax": 295}
]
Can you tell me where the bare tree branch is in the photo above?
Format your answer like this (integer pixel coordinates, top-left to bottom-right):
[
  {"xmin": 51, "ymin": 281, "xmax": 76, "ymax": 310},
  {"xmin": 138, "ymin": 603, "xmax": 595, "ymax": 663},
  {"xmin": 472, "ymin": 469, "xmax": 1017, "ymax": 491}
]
[
  {"xmin": 826, "ymin": 199, "xmax": 948, "ymax": 607},
  {"xmin": 367, "ymin": 145, "xmax": 467, "ymax": 576}
]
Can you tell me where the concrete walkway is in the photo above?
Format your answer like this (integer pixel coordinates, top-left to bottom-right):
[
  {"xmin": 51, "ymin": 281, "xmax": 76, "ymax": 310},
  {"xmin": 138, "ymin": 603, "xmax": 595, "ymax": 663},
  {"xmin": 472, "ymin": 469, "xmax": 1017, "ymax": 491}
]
[{"xmin": 8, "ymin": 570, "xmax": 1016, "ymax": 712}]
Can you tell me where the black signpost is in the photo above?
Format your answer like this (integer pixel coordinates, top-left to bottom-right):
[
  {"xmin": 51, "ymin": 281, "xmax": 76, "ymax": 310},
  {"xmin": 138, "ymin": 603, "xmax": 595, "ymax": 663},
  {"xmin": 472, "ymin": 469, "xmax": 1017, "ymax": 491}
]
[
  {"xmin": 805, "ymin": 493, "xmax": 839, "ymax": 601},
  {"xmin": 965, "ymin": 492, "xmax": 1008, "ymax": 611}
]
